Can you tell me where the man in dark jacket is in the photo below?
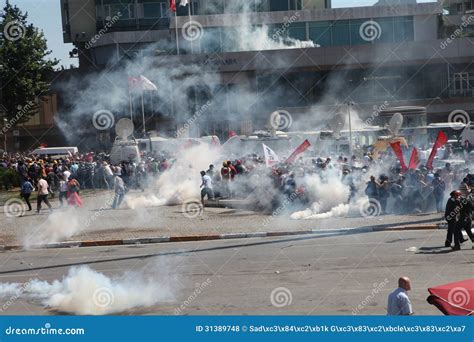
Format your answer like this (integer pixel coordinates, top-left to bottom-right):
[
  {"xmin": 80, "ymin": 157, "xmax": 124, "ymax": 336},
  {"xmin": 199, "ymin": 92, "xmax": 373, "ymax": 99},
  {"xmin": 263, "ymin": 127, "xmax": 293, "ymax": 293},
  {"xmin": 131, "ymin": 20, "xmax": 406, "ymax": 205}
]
[
  {"xmin": 444, "ymin": 191, "xmax": 463, "ymax": 250},
  {"xmin": 459, "ymin": 194, "xmax": 474, "ymax": 244}
]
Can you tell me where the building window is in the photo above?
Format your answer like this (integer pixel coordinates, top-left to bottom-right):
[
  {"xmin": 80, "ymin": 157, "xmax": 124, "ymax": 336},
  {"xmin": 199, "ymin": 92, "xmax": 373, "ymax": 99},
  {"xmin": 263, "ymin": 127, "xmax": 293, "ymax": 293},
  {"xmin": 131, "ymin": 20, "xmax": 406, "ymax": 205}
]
[
  {"xmin": 309, "ymin": 21, "xmax": 331, "ymax": 47},
  {"xmin": 332, "ymin": 20, "xmax": 350, "ymax": 46},
  {"xmin": 143, "ymin": 2, "xmax": 168, "ymax": 18}
]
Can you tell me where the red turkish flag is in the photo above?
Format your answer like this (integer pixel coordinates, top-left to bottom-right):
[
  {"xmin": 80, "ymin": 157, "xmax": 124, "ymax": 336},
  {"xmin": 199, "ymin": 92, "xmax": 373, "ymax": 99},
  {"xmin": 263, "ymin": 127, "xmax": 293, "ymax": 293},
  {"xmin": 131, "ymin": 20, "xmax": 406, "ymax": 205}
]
[
  {"xmin": 170, "ymin": 0, "xmax": 176, "ymax": 12},
  {"xmin": 285, "ymin": 139, "xmax": 311, "ymax": 164},
  {"xmin": 390, "ymin": 141, "xmax": 407, "ymax": 172},
  {"xmin": 426, "ymin": 131, "xmax": 448, "ymax": 170},
  {"xmin": 408, "ymin": 147, "xmax": 420, "ymax": 170}
]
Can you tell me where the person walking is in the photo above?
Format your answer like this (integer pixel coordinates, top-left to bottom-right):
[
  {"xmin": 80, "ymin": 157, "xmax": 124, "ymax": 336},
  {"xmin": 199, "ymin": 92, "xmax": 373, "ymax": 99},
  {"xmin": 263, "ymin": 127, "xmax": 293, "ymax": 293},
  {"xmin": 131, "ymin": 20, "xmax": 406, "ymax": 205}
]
[
  {"xmin": 444, "ymin": 191, "xmax": 463, "ymax": 250},
  {"xmin": 67, "ymin": 177, "xmax": 82, "ymax": 208},
  {"xmin": 36, "ymin": 176, "xmax": 52, "ymax": 213},
  {"xmin": 387, "ymin": 277, "xmax": 413, "ymax": 315},
  {"xmin": 20, "ymin": 178, "xmax": 34, "ymax": 211},
  {"xmin": 58, "ymin": 173, "xmax": 69, "ymax": 208},
  {"xmin": 112, "ymin": 170, "xmax": 126, "ymax": 209}
]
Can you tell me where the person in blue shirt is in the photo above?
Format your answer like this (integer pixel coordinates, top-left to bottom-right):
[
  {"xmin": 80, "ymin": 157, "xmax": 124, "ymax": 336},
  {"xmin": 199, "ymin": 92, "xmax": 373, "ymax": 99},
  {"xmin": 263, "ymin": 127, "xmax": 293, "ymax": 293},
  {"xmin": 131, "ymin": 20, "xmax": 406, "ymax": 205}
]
[{"xmin": 20, "ymin": 178, "xmax": 34, "ymax": 211}]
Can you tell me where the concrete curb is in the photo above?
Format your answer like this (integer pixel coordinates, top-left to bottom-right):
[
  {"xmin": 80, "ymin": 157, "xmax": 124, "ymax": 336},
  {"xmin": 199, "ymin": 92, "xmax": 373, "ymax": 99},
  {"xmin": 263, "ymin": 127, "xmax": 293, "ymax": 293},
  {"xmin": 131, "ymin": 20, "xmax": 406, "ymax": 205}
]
[{"xmin": 0, "ymin": 224, "xmax": 442, "ymax": 251}]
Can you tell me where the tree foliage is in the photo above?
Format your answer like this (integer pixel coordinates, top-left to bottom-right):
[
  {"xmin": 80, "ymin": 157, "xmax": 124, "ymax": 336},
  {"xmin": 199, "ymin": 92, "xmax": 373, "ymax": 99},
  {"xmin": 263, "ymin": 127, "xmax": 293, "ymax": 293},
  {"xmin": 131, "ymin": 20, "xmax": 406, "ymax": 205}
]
[{"xmin": 0, "ymin": 0, "xmax": 58, "ymax": 125}]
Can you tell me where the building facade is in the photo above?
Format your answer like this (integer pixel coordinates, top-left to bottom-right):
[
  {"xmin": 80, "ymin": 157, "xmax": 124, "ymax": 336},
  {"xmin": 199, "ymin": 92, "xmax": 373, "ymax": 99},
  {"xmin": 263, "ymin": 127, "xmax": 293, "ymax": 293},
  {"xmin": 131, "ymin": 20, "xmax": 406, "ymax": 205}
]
[{"xmin": 58, "ymin": 0, "xmax": 474, "ymax": 144}]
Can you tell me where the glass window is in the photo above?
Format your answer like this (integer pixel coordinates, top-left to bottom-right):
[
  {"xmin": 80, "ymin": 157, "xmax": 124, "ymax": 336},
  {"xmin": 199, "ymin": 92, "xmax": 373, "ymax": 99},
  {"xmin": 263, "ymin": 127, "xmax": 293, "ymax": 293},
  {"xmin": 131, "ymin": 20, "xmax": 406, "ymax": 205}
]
[
  {"xmin": 143, "ymin": 3, "xmax": 162, "ymax": 18},
  {"xmin": 288, "ymin": 22, "xmax": 306, "ymax": 41},
  {"xmin": 269, "ymin": 0, "xmax": 289, "ymax": 11},
  {"xmin": 350, "ymin": 19, "xmax": 368, "ymax": 45},
  {"xmin": 309, "ymin": 22, "xmax": 331, "ymax": 47},
  {"xmin": 200, "ymin": 28, "xmax": 222, "ymax": 53},
  {"xmin": 96, "ymin": 5, "xmax": 104, "ymax": 20},
  {"xmin": 393, "ymin": 16, "xmax": 414, "ymax": 42},
  {"xmin": 376, "ymin": 17, "xmax": 394, "ymax": 44},
  {"xmin": 289, "ymin": 0, "xmax": 303, "ymax": 10},
  {"xmin": 332, "ymin": 20, "xmax": 350, "ymax": 46}
]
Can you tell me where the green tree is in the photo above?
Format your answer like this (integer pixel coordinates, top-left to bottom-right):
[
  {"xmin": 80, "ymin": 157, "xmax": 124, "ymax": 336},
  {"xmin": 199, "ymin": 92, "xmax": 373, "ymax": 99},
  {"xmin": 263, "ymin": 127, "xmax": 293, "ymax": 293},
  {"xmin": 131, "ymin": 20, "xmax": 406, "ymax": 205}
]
[{"xmin": 0, "ymin": 0, "xmax": 58, "ymax": 126}]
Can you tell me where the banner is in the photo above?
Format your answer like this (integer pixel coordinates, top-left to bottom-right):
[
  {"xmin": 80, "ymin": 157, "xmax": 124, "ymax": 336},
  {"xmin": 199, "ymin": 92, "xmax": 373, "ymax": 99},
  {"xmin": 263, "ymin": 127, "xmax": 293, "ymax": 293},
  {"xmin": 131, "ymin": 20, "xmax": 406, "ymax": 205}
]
[
  {"xmin": 0, "ymin": 316, "xmax": 472, "ymax": 342},
  {"xmin": 262, "ymin": 143, "xmax": 280, "ymax": 167},
  {"xmin": 408, "ymin": 147, "xmax": 420, "ymax": 170},
  {"xmin": 285, "ymin": 139, "xmax": 311, "ymax": 164},
  {"xmin": 426, "ymin": 131, "xmax": 448, "ymax": 170},
  {"xmin": 389, "ymin": 141, "xmax": 407, "ymax": 172}
]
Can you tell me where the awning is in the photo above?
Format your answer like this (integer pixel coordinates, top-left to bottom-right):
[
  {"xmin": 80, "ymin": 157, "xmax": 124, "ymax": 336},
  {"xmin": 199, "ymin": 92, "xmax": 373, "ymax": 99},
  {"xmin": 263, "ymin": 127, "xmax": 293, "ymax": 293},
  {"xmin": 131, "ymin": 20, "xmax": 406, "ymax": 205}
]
[{"xmin": 427, "ymin": 279, "xmax": 474, "ymax": 316}]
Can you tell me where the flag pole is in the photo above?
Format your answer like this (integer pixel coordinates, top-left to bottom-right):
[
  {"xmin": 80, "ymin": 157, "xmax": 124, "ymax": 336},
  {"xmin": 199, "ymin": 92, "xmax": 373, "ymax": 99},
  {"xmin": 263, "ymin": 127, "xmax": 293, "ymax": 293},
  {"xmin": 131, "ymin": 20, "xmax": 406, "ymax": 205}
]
[
  {"xmin": 141, "ymin": 90, "xmax": 146, "ymax": 135},
  {"xmin": 175, "ymin": 12, "xmax": 180, "ymax": 55},
  {"xmin": 188, "ymin": 2, "xmax": 193, "ymax": 53},
  {"xmin": 129, "ymin": 85, "xmax": 133, "ymax": 122}
]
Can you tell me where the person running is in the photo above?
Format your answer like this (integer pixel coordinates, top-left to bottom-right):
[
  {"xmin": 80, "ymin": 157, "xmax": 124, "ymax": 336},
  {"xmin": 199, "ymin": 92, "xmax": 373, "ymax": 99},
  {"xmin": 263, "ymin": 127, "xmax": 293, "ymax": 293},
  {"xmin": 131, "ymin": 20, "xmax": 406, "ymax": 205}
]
[
  {"xmin": 200, "ymin": 170, "xmax": 214, "ymax": 209},
  {"xmin": 36, "ymin": 176, "xmax": 52, "ymax": 213},
  {"xmin": 20, "ymin": 178, "xmax": 34, "ymax": 211}
]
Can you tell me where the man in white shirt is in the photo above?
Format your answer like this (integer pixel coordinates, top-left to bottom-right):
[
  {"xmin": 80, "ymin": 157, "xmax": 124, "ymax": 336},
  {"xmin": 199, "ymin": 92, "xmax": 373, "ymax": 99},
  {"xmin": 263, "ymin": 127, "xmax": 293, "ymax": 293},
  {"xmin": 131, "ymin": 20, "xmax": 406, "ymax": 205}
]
[
  {"xmin": 112, "ymin": 170, "xmax": 126, "ymax": 209},
  {"xmin": 200, "ymin": 170, "xmax": 214, "ymax": 208},
  {"xmin": 36, "ymin": 176, "xmax": 52, "ymax": 213},
  {"xmin": 387, "ymin": 277, "xmax": 413, "ymax": 315}
]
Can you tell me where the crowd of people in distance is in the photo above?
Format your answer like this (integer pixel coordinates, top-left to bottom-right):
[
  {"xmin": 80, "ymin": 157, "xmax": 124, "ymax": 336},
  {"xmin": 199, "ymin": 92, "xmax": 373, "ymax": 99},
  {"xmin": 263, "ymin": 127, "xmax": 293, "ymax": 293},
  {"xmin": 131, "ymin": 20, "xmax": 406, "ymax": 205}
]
[{"xmin": 0, "ymin": 151, "xmax": 173, "ymax": 212}]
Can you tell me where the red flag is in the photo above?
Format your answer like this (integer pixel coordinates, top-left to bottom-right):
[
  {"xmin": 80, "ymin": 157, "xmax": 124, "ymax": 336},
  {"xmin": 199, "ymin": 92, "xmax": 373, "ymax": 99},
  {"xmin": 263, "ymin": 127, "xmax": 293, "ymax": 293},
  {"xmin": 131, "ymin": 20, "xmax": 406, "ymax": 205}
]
[
  {"xmin": 408, "ymin": 147, "xmax": 420, "ymax": 170},
  {"xmin": 170, "ymin": 0, "xmax": 176, "ymax": 12},
  {"xmin": 390, "ymin": 141, "xmax": 407, "ymax": 172},
  {"xmin": 285, "ymin": 139, "xmax": 311, "ymax": 164},
  {"xmin": 228, "ymin": 130, "xmax": 237, "ymax": 138},
  {"xmin": 426, "ymin": 131, "xmax": 448, "ymax": 170}
]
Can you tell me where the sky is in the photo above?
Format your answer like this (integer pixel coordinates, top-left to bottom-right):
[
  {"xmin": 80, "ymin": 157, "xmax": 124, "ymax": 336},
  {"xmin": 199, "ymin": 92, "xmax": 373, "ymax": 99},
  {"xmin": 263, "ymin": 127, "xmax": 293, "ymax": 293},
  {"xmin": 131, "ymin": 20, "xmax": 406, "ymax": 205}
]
[
  {"xmin": 8, "ymin": 0, "xmax": 78, "ymax": 68},
  {"xmin": 6, "ymin": 0, "xmax": 435, "ymax": 69}
]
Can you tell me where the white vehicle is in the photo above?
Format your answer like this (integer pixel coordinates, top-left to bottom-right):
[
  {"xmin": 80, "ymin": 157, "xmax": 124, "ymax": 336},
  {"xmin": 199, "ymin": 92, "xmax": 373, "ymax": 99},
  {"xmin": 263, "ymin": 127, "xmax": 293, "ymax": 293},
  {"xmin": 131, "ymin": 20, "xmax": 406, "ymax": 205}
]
[
  {"xmin": 110, "ymin": 140, "xmax": 141, "ymax": 164},
  {"xmin": 137, "ymin": 135, "xmax": 220, "ymax": 154},
  {"xmin": 31, "ymin": 146, "xmax": 78, "ymax": 157}
]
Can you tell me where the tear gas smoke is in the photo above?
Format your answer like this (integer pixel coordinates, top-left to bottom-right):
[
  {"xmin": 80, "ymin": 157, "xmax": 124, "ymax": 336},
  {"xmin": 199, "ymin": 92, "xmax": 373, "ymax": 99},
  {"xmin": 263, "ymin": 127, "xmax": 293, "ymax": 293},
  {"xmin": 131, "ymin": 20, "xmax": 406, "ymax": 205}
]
[
  {"xmin": 22, "ymin": 209, "xmax": 86, "ymax": 247},
  {"xmin": 0, "ymin": 265, "xmax": 175, "ymax": 315}
]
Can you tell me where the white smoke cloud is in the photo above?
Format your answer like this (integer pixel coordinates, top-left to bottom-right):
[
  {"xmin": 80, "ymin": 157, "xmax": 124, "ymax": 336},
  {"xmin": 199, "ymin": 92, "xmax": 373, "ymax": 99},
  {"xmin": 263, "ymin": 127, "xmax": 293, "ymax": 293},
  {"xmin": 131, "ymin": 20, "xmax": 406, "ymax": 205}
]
[{"xmin": 0, "ymin": 265, "xmax": 175, "ymax": 315}]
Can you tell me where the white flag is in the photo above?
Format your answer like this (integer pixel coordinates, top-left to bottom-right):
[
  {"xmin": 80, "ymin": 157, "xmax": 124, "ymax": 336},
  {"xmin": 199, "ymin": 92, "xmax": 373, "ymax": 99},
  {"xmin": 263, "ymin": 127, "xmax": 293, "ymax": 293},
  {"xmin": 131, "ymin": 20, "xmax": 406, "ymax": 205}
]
[
  {"xmin": 262, "ymin": 143, "xmax": 280, "ymax": 167},
  {"xmin": 179, "ymin": 0, "xmax": 189, "ymax": 6},
  {"xmin": 140, "ymin": 75, "xmax": 158, "ymax": 91}
]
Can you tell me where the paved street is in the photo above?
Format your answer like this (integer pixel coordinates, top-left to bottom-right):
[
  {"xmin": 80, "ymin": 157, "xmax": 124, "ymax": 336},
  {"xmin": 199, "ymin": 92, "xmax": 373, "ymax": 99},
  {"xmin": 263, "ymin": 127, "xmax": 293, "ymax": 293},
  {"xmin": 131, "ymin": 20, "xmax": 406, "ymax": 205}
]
[
  {"xmin": 0, "ymin": 230, "xmax": 472, "ymax": 315},
  {"xmin": 0, "ymin": 190, "xmax": 442, "ymax": 245}
]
